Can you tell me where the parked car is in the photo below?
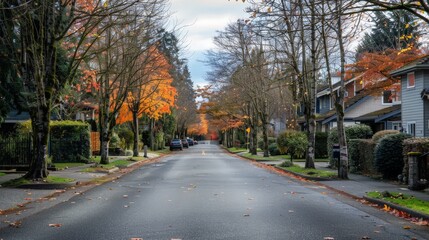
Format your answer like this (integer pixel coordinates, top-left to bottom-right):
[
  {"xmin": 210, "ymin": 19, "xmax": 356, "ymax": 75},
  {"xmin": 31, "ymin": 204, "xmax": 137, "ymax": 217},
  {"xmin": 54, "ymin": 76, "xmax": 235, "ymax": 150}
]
[
  {"xmin": 170, "ymin": 139, "xmax": 183, "ymax": 151},
  {"xmin": 187, "ymin": 138, "xmax": 194, "ymax": 146},
  {"xmin": 181, "ymin": 139, "xmax": 189, "ymax": 148}
]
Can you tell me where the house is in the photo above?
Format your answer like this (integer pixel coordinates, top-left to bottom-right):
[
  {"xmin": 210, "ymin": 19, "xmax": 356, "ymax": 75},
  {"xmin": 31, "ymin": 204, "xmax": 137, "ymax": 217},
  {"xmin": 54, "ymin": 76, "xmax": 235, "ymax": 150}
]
[
  {"xmin": 391, "ymin": 55, "xmax": 429, "ymax": 137},
  {"xmin": 311, "ymin": 74, "xmax": 402, "ymax": 133}
]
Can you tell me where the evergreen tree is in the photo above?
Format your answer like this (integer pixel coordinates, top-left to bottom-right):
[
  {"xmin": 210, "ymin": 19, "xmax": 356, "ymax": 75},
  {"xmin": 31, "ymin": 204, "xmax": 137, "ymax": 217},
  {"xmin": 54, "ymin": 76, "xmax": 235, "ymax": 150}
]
[{"xmin": 356, "ymin": 10, "xmax": 419, "ymax": 60}]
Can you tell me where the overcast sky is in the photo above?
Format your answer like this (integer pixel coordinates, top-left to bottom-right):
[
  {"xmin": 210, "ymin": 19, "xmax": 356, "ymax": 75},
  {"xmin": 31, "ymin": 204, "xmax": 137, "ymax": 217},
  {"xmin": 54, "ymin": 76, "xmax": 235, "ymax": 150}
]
[{"xmin": 169, "ymin": 0, "xmax": 251, "ymax": 87}]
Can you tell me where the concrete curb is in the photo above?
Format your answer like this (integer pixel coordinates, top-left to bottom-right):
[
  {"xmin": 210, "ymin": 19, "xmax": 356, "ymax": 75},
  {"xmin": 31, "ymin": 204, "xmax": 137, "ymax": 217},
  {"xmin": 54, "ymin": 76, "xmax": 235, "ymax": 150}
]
[{"xmin": 363, "ymin": 196, "xmax": 429, "ymax": 221}]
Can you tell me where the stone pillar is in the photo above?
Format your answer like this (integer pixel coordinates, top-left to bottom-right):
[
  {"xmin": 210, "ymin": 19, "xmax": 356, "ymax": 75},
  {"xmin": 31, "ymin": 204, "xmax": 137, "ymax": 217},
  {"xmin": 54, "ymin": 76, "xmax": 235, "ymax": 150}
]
[{"xmin": 408, "ymin": 152, "xmax": 420, "ymax": 190}]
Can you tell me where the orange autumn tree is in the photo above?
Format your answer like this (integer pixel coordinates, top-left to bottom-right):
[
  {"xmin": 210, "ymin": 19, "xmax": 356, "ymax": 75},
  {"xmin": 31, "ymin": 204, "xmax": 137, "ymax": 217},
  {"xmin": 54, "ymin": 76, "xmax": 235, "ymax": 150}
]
[
  {"xmin": 187, "ymin": 114, "xmax": 209, "ymax": 137},
  {"xmin": 116, "ymin": 45, "xmax": 176, "ymax": 156},
  {"xmin": 346, "ymin": 48, "xmax": 425, "ymax": 94}
]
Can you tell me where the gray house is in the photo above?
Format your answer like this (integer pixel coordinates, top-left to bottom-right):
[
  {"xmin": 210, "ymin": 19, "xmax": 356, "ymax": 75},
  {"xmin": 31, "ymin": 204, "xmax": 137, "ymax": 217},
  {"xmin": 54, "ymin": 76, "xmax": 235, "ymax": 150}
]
[{"xmin": 391, "ymin": 55, "xmax": 429, "ymax": 137}]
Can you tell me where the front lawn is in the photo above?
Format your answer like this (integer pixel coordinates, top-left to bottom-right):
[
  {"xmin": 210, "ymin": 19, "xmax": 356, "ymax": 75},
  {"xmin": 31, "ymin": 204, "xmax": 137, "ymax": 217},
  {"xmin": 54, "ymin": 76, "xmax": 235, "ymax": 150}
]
[
  {"xmin": 0, "ymin": 172, "xmax": 5, "ymax": 177},
  {"xmin": 280, "ymin": 164, "xmax": 337, "ymax": 178},
  {"xmin": 367, "ymin": 191, "xmax": 429, "ymax": 215}
]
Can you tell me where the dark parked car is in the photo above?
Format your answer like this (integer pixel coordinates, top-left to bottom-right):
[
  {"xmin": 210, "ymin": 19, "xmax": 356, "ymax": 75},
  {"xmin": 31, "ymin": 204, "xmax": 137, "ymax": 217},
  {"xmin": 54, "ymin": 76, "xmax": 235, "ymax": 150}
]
[
  {"xmin": 187, "ymin": 138, "xmax": 194, "ymax": 146},
  {"xmin": 170, "ymin": 139, "xmax": 183, "ymax": 151},
  {"xmin": 181, "ymin": 139, "xmax": 189, "ymax": 148}
]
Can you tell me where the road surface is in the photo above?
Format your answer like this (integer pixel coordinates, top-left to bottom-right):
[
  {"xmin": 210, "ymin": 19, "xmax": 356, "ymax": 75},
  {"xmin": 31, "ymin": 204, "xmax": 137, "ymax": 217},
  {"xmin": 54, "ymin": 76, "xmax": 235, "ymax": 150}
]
[{"xmin": 1, "ymin": 142, "xmax": 428, "ymax": 239}]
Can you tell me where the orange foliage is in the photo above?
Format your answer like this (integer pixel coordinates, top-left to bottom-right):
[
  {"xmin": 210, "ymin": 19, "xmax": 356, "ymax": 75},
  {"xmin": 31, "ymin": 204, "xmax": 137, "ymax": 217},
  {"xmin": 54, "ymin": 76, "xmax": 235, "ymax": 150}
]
[
  {"xmin": 346, "ymin": 48, "xmax": 424, "ymax": 90},
  {"xmin": 116, "ymin": 47, "xmax": 176, "ymax": 124},
  {"xmin": 188, "ymin": 114, "xmax": 209, "ymax": 136}
]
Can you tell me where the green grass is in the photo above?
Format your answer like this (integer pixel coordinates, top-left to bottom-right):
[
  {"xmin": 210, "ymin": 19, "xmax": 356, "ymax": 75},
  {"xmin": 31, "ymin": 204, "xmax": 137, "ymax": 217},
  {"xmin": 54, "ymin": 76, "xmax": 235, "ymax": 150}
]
[
  {"xmin": 0, "ymin": 172, "xmax": 5, "ymax": 177},
  {"xmin": 1, "ymin": 175, "xmax": 75, "ymax": 187},
  {"xmin": 227, "ymin": 147, "xmax": 248, "ymax": 153},
  {"xmin": 280, "ymin": 164, "xmax": 337, "ymax": 178},
  {"xmin": 82, "ymin": 159, "xmax": 135, "ymax": 172},
  {"xmin": 52, "ymin": 162, "xmax": 86, "ymax": 170},
  {"xmin": 242, "ymin": 152, "xmax": 289, "ymax": 161},
  {"xmin": 367, "ymin": 191, "xmax": 429, "ymax": 215}
]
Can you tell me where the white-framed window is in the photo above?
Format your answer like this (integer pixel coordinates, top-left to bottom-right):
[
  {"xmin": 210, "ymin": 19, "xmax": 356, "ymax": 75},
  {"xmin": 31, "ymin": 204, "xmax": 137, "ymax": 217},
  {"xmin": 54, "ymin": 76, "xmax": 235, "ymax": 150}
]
[
  {"xmin": 407, "ymin": 122, "xmax": 416, "ymax": 137},
  {"xmin": 391, "ymin": 121, "xmax": 401, "ymax": 130},
  {"xmin": 382, "ymin": 90, "xmax": 401, "ymax": 104},
  {"xmin": 407, "ymin": 72, "xmax": 415, "ymax": 88}
]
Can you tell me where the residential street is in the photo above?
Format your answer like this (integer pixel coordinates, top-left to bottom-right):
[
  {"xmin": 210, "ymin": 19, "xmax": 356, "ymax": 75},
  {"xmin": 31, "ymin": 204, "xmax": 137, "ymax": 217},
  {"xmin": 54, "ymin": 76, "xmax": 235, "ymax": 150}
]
[{"xmin": 1, "ymin": 143, "xmax": 428, "ymax": 240}]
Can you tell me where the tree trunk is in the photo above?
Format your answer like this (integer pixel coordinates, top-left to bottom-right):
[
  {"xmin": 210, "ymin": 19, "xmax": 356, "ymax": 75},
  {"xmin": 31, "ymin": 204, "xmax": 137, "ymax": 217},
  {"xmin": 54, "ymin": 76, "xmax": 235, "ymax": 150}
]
[
  {"xmin": 132, "ymin": 110, "xmax": 139, "ymax": 157},
  {"xmin": 100, "ymin": 124, "xmax": 110, "ymax": 164},
  {"xmin": 336, "ymin": 0, "xmax": 348, "ymax": 179},
  {"xmin": 25, "ymin": 106, "xmax": 50, "ymax": 179},
  {"xmin": 262, "ymin": 121, "xmax": 269, "ymax": 157}
]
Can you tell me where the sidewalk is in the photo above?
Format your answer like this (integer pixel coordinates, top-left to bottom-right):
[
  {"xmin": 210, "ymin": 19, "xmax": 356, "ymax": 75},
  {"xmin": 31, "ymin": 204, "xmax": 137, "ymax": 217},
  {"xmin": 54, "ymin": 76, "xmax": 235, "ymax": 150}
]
[{"xmin": 0, "ymin": 152, "xmax": 160, "ymax": 214}]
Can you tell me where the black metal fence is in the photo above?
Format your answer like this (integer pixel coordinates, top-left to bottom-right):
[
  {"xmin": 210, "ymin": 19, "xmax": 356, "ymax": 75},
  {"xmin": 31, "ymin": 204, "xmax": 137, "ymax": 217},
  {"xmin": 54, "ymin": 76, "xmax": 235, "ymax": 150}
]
[{"xmin": 0, "ymin": 133, "xmax": 32, "ymax": 167}]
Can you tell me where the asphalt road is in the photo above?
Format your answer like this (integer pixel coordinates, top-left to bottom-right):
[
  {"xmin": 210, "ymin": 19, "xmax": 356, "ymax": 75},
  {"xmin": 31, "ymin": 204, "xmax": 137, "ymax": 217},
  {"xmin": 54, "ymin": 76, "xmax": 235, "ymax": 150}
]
[{"xmin": 1, "ymin": 142, "xmax": 429, "ymax": 240}]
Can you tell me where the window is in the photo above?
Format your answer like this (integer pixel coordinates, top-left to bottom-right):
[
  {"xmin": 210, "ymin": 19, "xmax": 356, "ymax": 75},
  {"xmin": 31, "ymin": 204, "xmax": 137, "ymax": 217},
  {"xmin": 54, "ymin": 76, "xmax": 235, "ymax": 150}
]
[
  {"xmin": 407, "ymin": 72, "xmax": 415, "ymax": 88},
  {"xmin": 382, "ymin": 90, "xmax": 401, "ymax": 104},
  {"xmin": 391, "ymin": 122, "xmax": 401, "ymax": 131},
  {"xmin": 407, "ymin": 122, "xmax": 416, "ymax": 137}
]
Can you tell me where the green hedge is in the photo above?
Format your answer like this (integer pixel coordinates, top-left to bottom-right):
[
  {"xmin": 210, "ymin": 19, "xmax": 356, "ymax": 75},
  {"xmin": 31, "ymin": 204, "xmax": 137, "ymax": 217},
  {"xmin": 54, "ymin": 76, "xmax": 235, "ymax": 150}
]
[
  {"xmin": 315, "ymin": 132, "xmax": 328, "ymax": 158},
  {"xmin": 348, "ymin": 139, "xmax": 376, "ymax": 174},
  {"xmin": 327, "ymin": 124, "xmax": 373, "ymax": 167},
  {"xmin": 372, "ymin": 130, "xmax": 399, "ymax": 143},
  {"xmin": 49, "ymin": 121, "xmax": 91, "ymax": 163},
  {"xmin": 268, "ymin": 143, "xmax": 281, "ymax": 156},
  {"xmin": 258, "ymin": 137, "xmax": 276, "ymax": 150},
  {"xmin": 375, "ymin": 133, "xmax": 411, "ymax": 180}
]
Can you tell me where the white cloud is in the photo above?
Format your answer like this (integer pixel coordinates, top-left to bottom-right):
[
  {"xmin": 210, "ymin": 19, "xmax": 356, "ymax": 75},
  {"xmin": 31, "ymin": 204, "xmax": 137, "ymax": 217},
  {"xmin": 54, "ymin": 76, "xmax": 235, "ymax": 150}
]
[{"xmin": 168, "ymin": 0, "xmax": 250, "ymax": 86}]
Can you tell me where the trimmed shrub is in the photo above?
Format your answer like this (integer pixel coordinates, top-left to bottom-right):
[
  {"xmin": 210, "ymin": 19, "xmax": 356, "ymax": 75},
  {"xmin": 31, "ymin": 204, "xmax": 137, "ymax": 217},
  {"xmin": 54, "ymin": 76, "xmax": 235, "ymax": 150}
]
[
  {"xmin": 348, "ymin": 139, "xmax": 376, "ymax": 174},
  {"xmin": 258, "ymin": 137, "xmax": 276, "ymax": 150},
  {"xmin": 328, "ymin": 124, "xmax": 373, "ymax": 167},
  {"xmin": 315, "ymin": 132, "xmax": 328, "ymax": 158},
  {"xmin": 372, "ymin": 130, "xmax": 400, "ymax": 143},
  {"xmin": 375, "ymin": 133, "xmax": 411, "ymax": 179},
  {"xmin": 277, "ymin": 130, "xmax": 308, "ymax": 160},
  {"xmin": 116, "ymin": 127, "xmax": 133, "ymax": 150},
  {"xmin": 49, "ymin": 121, "xmax": 91, "ymax": 163},
  {"xmin": 268, "ymin": 143, "xmax": 281, "ymax": 156}
]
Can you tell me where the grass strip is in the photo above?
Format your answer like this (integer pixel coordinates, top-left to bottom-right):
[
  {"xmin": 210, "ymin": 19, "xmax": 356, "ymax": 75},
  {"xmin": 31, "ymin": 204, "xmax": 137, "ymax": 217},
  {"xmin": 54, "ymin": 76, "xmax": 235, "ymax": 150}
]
[
  {"xmin": 52, "ymin": 162, "xmax": 86, "ymax": 170},
  {"xmin": 367, "ymin": 191, "xmax": 429, "ymax": 215},
  {"xmin": 1, "ymin": 175, "xmax": 75, "ymax": 187},
  {"xmin": 242, "ymin": 152, "xmax": 288, "ymax": 161},
  {"xmin": 0, "ymin": 173, "xmax": 5, "ymax": 177},
  {"xmin": 280, "ymin": 164, "xmax": 337, "ymax": 178}
]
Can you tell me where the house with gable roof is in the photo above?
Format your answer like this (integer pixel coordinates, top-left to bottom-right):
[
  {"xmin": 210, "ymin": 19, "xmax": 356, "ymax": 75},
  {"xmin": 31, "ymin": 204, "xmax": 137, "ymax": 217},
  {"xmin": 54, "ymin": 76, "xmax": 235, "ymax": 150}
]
[{"xmin": 391, "ymin": 55, "xmax": 429, "ymax": 137}]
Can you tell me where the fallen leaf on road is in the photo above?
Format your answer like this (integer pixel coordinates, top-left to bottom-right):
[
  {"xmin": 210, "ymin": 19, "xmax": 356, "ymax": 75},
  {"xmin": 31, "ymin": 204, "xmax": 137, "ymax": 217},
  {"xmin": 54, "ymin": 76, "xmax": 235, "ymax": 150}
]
[
  {"xmin": 124, "ymin": 205, "xmax": 129, "ymax": 208},
  {"xmin": 324, "ymin": 237, "xmax": 334, "ymax": 240},
  {"xmin": 130, "ymin": 238, "xmax": 143, "ymax": 240},
  {"xmin": 9, "ymin": 221, "xmax": 22, "ymax": 228},
  {"xmin": 288, "ymin": 210, "xmax": 294, "ymax": 213},
  {"xmin": 243, "ymin": 214, "xmax": 250, "ymax": 217},
  {"xmin": 24, "ymin": 198, "xmax": 32, "ymax": 201},
  {"xmin": 403, "ymin": 225, "xmax": 411, "ymax": 229},
  {"xmin": 123, "ymin": 195, "xmax": 128, "ymax": 198},
  {"xmin": 48, "ymin": 223, "xmax": 62, "ymax": 228},
  {"xmin": 361, "ymin": 236, "xmax": 371, "ymax": 239}
]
